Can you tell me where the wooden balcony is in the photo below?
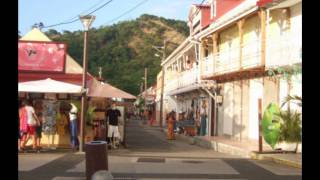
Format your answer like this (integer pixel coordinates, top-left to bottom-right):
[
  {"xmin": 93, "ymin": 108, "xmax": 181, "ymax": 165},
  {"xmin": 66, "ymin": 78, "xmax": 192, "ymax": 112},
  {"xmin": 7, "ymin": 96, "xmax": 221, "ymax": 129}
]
[{"xmin": 164, "ymin": 67, "xmax": 199, "ymax": 94}]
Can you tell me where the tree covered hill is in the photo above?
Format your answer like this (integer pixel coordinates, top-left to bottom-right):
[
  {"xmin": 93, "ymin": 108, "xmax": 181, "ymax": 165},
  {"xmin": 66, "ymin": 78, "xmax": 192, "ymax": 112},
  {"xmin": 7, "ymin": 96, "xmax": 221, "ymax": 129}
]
[{"xmin": 45, "ymin": 14, "xmax": 189, "ymax": 95}]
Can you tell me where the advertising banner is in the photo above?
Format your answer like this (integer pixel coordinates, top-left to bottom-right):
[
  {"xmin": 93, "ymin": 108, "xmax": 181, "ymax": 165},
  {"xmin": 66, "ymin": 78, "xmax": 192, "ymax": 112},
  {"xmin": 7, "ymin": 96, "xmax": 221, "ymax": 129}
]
[{"xmin": 18, "ymin": 41, "xmax": 67, "ymax": 72}]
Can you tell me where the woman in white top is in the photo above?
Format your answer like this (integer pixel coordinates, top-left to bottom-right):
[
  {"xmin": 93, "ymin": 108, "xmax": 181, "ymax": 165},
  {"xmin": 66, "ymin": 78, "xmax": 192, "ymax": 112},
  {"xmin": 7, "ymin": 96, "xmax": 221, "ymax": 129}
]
[{"xmin": 69, "ymin": 103, "xmax": 79, "ymax": 151}]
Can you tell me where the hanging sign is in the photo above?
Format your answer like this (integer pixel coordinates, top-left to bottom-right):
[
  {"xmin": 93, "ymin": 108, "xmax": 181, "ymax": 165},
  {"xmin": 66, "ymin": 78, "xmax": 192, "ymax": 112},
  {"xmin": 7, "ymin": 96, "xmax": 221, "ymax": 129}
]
[{"xmin": 18, "ymin": 41, "xmax": 67, "ymax": 73}]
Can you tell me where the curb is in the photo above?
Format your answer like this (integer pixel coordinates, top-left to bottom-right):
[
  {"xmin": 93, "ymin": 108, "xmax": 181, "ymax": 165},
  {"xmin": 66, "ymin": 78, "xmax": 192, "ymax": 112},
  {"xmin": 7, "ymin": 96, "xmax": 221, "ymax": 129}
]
[
  {"xmin": 250, "ymin": 152, "xmax": 302, "ymax": 169},
  {"xmin": 159, "ymin": 125, "xmax": 301, "ymax": 169}
]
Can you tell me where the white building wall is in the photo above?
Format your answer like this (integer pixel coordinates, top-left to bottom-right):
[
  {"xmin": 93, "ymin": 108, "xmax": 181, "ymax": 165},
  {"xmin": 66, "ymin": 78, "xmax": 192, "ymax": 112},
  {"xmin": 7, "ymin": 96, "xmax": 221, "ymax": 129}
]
[
  {"xmin": 248, "ymin": 78, "xmax": 263, "ymax": 140},
  {"xmin": 223, "ymin": 82, "xmax": 234, "ymax": 135}
]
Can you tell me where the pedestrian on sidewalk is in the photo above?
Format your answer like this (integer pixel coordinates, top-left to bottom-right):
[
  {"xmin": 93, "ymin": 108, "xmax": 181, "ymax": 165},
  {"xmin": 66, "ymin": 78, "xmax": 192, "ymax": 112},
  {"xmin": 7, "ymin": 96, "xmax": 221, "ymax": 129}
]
[
  {"xmin": 19, "ymin": 100, "xmax": 28, "ymax": 151},
  {"xmin": 69, "ymin": 102, "xmax": 79, "ymax": 151},
  {"xmin": 23, "ymin": 100, "xmax": 40, "ymax": 151},
  {"xmin": 166, "ymin": 111, "xmax": 176, "ymax": 140},
  {"xmin": 35, "ymin": 112, "xmax": 43, "ymax": 152},
  {"xmin": 200, "ymin": 100, "xmax": 207, "ymax": 136},
  {"xmin": 148, "ymin": 110, "xmax": 155, "ymax": 126},
  {"xmin": 105, "ymin": 102, "xmax": 121, "ymax": 148}
]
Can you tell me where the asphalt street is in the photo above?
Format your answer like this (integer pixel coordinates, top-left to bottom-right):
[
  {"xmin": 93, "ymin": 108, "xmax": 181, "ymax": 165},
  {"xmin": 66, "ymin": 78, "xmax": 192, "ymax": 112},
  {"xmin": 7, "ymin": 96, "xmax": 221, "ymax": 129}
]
[{"xmin": 19, "ymin": 119, "xmax": 302, "ymax": 180}]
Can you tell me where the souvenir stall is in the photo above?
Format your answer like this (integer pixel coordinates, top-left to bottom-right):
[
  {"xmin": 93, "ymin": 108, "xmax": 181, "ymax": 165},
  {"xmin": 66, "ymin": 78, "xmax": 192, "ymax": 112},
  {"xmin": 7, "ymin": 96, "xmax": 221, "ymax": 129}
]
[
  {"xmin": 18, "ymin": 29, "xmax": 136, "ymax": 149},
  {"xmin": 18, "ymin": 78, "xmax": 83, "ymax": 148},
  {"xmin": 86, "ymin": 80, "xmax": 136, "ymax": 143},
  {"xmin": 173, "ymin": 91, "xmax": 210, "ymax": 137}
]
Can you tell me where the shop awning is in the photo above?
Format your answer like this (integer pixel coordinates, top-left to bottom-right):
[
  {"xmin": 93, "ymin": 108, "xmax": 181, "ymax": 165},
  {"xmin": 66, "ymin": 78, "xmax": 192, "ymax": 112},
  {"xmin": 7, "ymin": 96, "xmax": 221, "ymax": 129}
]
[
  {"xmin": 18, "ymin": 78, "xmax": 82, "ymax": 93},
  {"xmin": 87, "ymin": 79, "xmax": 136, "ymax": 99}
]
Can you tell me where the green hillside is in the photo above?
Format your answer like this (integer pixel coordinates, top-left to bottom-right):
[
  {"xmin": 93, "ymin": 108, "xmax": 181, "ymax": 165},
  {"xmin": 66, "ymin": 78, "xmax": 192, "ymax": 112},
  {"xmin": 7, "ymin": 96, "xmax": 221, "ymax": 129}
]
[{"xmin": 45, "ymin": 14, "xmax": 189, "ymax": 95}]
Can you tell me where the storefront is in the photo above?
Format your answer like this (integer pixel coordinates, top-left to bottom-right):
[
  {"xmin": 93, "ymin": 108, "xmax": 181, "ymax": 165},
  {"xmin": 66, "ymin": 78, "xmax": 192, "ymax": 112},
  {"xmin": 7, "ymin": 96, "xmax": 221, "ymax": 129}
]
[
  {"xmin": 18, "ymin": 28, "xmax": 136, "ymax": 148},
  {"xmin": 165, "ymin": 86, "xmax": 212, "ymax": 137}
]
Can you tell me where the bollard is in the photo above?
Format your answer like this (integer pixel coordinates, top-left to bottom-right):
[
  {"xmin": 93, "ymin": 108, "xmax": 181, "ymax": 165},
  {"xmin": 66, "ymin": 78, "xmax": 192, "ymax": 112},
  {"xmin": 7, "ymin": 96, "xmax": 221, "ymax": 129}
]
[
  {"xmin": 85, "ymin": 141, "xmax": 108, "ymax": 180},
  {"xmin": 91, "ymin": 170, "xmax": 113, "ymax": 180}
]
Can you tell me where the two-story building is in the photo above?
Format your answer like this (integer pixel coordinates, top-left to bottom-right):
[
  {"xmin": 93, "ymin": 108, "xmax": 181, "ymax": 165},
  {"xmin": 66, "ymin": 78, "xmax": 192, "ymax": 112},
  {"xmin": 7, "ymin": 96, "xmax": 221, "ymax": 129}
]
[
  {"xmin": 193, "ymin": 0, "xmax": 301, "ymax": 141},
  {"xmin": 161, "ymin": 0, "xmax": 301, "ymax": 144}
]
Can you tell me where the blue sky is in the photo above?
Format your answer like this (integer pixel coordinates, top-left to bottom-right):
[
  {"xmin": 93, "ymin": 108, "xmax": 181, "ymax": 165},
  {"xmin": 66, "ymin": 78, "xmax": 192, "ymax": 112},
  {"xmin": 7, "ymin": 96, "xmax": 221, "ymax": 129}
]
[{"xmin": 19, "ymin": 0, "xmax": 202, "ymax": 36}]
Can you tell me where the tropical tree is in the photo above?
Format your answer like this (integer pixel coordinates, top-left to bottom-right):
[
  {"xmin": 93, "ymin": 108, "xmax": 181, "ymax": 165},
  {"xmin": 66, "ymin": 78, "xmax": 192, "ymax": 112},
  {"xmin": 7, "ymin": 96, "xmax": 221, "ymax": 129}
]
[{"xmin": 275, "ymin": 94, "xmax": 302, "ymax": 153}]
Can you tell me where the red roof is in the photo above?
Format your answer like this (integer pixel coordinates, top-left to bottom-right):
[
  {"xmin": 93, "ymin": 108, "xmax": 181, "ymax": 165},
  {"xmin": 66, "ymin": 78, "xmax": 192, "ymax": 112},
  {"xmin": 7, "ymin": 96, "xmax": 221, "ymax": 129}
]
[{"xmin": 256, "ymin": 0, "xmax": 274, "ymax": 7}]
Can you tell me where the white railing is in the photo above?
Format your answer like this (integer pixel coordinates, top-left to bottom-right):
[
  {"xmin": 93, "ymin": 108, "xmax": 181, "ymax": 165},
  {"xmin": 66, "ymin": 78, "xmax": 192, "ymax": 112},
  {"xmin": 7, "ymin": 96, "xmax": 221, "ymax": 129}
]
[
  {"xmin": 266, "ymin": 35, "xmax": 301, "ymax": 68},
  {"xmin": 214, "ymin": 44, "xmax": 241, "ymax": 74},
  {"xmin": 164, "ymin": 67, "xmax": 199, "ymax": 93},
  {"xmin": 201, "ymin": 54, "xmax": 214, "ymax": 77},
  {"xmin": 213, "ymin": 39, "xmax": 262, "ymax": 75}
]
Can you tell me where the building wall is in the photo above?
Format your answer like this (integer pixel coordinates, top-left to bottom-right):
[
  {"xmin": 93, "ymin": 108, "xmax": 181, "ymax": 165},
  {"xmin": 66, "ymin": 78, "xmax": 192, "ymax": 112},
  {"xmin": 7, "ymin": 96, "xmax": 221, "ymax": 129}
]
[
  {"xmin": 248, "ymin": 78, "xmax": 263, "ymax": 140},
  {"xmin": 242, "ymin": 14, "xmax": 261, "ymax": 68},
  {"xmin": 223, "ymin": 82, "xmax": 234, "ymax": 136},
  {"xmin": 233, "ymin": 80, "xmax": 242, "ymax": 140},
  {"xmin": 242, "ymin": 79, "xmax": 250, "ymax": 140}
]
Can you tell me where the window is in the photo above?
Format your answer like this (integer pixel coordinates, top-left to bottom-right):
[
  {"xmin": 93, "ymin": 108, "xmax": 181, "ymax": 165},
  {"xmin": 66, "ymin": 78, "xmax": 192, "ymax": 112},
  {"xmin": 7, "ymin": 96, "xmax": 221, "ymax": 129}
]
[{"xmin": 211, "ymin": 0, "xmax": 217, "ymax": 18}]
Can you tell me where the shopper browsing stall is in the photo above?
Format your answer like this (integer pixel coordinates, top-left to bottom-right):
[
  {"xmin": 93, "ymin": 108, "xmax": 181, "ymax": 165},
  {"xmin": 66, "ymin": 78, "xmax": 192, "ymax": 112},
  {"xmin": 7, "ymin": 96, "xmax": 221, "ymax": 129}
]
[{"xmin": 69, "ymin": 103, "xmax": 79, "ymax": 151}]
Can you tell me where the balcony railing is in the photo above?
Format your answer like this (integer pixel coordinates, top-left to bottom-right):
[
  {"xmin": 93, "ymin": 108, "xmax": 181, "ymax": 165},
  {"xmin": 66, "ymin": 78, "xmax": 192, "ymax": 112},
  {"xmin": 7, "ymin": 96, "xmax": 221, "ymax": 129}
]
[
  {"xmin": 201, "ymin": 54, "xmax": 214, "ymax": 77},
  {"xmin": 164, "ymin": 67, "xmax": 199, "ymax": 93},
  {"xmin": 200, "ymin": 39, "xmax": 263, "ymax": 77}
]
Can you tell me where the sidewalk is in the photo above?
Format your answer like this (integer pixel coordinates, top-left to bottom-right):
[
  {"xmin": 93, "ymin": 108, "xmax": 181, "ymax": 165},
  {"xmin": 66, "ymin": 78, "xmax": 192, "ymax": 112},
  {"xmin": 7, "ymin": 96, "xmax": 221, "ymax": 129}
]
[{"xmin": 161, "ymin": 128, "xmax": 301, "ymax": 169}]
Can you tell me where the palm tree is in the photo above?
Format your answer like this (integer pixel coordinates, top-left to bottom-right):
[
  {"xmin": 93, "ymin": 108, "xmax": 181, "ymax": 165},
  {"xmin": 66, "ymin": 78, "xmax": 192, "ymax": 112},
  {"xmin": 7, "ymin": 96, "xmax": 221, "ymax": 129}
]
[
  {"xmin": 276, "ymin": 109, "xmax": 301, "ymax": 153},
  {"xmin": 281, "ymin": 95, "xmax": 302, "ymax": 108},
  {"xmin": 276, "ymin": 94, "xmax": 302, "ymax": 153}
]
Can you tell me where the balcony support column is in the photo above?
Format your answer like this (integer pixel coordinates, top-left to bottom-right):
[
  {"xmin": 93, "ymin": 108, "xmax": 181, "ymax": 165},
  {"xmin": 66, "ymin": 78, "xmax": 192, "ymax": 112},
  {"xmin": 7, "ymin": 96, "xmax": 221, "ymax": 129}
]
[
  {"xmin": 259, "ymin": 9, "xmax": 267, "ymax": 66},
  {"xmin": 200, "ymin": 41, "xmax": 206, "ymax": 82},
  {"xmin": 237, "ymin": 19, "xmax": 245, "ymax": 70},
  {"xmin": 212, "ymin": 33, "xmax": 218, "ymax": 75}
]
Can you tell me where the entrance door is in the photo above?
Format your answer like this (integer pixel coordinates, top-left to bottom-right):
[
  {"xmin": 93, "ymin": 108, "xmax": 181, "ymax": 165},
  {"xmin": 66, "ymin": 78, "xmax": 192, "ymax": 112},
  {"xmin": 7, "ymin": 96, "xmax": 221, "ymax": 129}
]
[{"xmin": 211, "ymin": 98, "xmax": 215, "ymax": 136}]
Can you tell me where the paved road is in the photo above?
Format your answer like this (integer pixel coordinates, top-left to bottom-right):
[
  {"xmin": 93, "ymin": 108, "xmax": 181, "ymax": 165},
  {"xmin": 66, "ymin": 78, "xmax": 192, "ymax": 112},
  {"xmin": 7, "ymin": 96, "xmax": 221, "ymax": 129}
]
[{"xmin": 19, "ymin": 119, "xmax": 301, "ymax": 180}]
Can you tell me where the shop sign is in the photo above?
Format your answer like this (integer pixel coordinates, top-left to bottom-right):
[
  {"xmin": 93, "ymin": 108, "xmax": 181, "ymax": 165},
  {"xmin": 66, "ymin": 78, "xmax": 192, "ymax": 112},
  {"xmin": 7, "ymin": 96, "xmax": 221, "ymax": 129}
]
[
  {"xmin": 216, "ymin": 95, "xmax": 223, "ymax": 104},
  {"xmin": 18, "ymin": 41, "xmax": 67, "ymax": 73}
]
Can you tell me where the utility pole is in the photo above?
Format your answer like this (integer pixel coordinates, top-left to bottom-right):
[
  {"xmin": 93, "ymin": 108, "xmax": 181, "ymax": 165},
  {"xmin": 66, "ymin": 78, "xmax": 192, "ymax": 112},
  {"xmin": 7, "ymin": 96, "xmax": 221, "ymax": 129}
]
[
  {"xmin": 159, "ymin": 40, "xmax": 166, "ymax": 128},
  {"xmin": 144, "ymin": 68, "xmax": 147, "ymax": 113}
]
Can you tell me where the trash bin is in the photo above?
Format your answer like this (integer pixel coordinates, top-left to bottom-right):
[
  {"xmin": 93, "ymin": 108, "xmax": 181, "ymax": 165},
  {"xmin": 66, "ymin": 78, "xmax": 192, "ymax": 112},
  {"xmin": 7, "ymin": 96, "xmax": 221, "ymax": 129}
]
[{"xmin": 85, "ymin": 141, "xmax": 108, "ymax": 180}]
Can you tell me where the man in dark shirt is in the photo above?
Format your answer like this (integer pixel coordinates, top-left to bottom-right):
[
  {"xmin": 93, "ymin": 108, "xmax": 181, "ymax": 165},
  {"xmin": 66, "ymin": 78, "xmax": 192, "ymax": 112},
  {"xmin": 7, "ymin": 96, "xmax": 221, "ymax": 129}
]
[{"xmin": 105, "ymin": 102, "xmax": 121, "ymax": 148}]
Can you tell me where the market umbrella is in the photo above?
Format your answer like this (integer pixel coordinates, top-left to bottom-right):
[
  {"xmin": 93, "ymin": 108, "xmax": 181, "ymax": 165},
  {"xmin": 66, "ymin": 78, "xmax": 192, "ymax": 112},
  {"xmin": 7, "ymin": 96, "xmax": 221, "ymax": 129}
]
[
  {"xmin": 87, "ymin": 79, "xmax": 136, "ymax": 99},
  {"xmin": 18, "ymin": 78, "xmax": 82, "ymax": 93}
]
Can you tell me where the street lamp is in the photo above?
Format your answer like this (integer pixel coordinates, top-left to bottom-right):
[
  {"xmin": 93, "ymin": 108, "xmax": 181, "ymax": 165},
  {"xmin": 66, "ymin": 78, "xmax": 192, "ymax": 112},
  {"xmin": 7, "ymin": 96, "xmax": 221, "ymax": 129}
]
[{"xmin": 79, "ymin": 15, "xmax": 95, "ymax": 153}]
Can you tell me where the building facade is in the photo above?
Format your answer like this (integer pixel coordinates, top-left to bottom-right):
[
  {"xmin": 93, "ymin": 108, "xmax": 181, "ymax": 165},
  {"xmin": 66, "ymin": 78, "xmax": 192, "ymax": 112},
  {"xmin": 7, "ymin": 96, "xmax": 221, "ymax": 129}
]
[{"xmin": 161, "ymin": 0, "xmax": 301, "ymax": 143}]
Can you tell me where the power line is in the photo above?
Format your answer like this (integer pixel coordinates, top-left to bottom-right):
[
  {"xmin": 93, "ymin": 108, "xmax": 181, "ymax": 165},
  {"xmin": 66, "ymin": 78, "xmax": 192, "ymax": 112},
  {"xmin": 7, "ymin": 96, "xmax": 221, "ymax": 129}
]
[
  {"xmin": 43, "ymin": 0, "xmax": 114, "ymax": 29},
  {"xmin": 103, "ymin": 0, "xmax": 149, "ymax": 25},
  {"xmin": 63, "ymin": 0, "xmax": 107, "ymax": 23}
]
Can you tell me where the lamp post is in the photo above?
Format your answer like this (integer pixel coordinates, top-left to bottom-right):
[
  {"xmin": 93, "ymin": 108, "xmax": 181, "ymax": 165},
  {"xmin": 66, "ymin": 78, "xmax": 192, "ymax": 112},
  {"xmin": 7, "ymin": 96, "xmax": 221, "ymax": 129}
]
[
  {"xmin": 152, "ymin": 40, "xmax": 166, "ymax": 128},
  {"xmin": 79, "ymin": 15, "xmax": 95, "ymax": 152}
]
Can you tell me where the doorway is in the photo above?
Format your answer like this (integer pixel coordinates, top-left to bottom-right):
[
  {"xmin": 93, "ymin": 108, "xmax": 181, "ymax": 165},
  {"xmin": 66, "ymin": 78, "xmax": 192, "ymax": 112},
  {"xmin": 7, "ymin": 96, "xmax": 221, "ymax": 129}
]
[{"xmin": 211, "ymin": 98, "xmax": 215, "ymax": 136}]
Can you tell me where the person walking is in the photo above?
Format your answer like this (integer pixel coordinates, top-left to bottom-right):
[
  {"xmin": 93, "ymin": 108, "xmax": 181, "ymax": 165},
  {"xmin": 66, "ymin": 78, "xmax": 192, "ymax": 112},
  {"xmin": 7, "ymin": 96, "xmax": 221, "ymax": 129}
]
[
  {"xmin": 69, "ymin": 103, "xmax": 79, "ymax": 151},
  {"xmin": 105, "ymin": 102, "xmax": 121, "ymax": 148},
  {"xmin": 23, "ymin": 100, "xmax": 40, "ymax": 151},
  {"xmin": 200, "ymin": 100, "xmax": 207, "ymax": 136},
  {"xmin": 19, "ymin": 101, "xmax": 28, "ymax": 151},
  {"xmin": 166, "ymin": 111, "xmax": 176, "ymax": 140},
  {"xmin": 35, "ymin": 112, "xmax": 43, "ymax": 152}
]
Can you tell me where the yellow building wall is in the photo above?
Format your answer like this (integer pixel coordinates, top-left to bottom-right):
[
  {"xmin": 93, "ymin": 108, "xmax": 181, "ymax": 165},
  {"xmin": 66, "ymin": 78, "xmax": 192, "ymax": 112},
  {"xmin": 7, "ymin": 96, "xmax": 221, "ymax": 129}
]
[
  {"xmin": 242, "ymin": 15, "xmax": 261, "ymax": 68},
  {"xmin": 243, "ymin": 15, "xmax": 260, "ymax": 44},
  {"xmin": 219, "ymin": 24, "xmax": 239, "ymax": 52}
]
